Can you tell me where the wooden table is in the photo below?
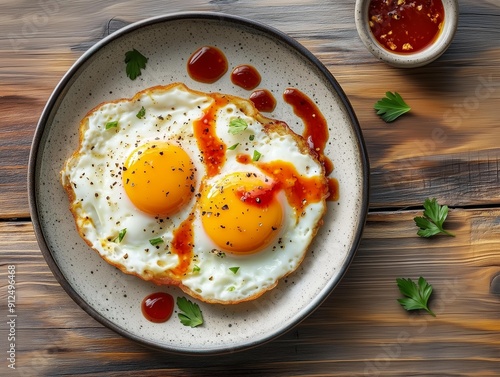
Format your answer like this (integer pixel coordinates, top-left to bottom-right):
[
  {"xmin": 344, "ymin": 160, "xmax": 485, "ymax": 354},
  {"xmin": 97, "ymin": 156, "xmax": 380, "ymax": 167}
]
[{"xmin": 1, "ymin": 0, "xmax": 499, "ymax": 375}]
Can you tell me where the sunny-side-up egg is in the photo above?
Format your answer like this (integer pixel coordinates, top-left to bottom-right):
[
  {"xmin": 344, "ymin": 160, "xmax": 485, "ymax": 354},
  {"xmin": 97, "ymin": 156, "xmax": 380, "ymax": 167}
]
[{"xmin": 61, "ymin": 82, "xmax": 329, "ymax": 304}]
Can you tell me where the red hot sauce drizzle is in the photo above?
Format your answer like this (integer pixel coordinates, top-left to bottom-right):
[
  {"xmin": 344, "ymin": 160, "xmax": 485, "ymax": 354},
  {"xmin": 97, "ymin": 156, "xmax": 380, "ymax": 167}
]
[
  {"xmin": 368, "ymin": 0, "xmax": 445, "ymax": 53},
  {"xmin": 231, "ymin": 65, "xmax": 261, "ymax": 90},
  {"xmin": 141, "ymin": 292, "xmax": 174, "ymax": 323},
  {"xmin": 283, "ymin": 87, "xmax": 337, "ymax": 201},
  {"xmin": 250, "ymin": 89, "xmax": 277, "ymax": 113},
  {"xmin": 187, "ymin": 46, "xmax": 228, "ymax": 83}
]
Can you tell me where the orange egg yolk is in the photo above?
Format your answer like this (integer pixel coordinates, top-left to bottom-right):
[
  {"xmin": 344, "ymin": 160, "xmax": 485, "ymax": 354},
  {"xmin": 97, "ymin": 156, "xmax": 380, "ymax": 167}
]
[
  {"xmin": 122, "ymin": 142, "xmax": 196, "ymax": 217},
  {"xmin": 199, "ymin": 172, "xmax": 283, "ymax": 254}
]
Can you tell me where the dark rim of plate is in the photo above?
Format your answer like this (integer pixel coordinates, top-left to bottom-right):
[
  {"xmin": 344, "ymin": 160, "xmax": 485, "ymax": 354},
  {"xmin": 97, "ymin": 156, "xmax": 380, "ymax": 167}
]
[{"xmin": 28, "ymin": 11, "xmax": 370, "ymax": 355}]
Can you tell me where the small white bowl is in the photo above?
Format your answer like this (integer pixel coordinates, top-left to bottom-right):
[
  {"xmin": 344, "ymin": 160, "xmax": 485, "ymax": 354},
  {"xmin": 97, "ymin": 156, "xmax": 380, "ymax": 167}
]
[{"xmin": 355, "ymin": 0, "xmax": 459, "ymax": 68}]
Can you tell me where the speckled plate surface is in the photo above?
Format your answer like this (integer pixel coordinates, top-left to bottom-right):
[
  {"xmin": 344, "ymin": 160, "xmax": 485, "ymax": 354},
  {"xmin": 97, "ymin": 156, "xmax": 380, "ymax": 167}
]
[{"xmin": 28, "ymin": 12, "xmax": 369, "ymax": 354}]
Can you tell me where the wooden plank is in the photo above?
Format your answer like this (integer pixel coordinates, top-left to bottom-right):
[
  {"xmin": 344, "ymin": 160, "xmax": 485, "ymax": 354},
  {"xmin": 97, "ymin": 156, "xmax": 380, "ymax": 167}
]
[{"xmin": 1, "ymin": 207, "xmax": 499, "ymax": 375}]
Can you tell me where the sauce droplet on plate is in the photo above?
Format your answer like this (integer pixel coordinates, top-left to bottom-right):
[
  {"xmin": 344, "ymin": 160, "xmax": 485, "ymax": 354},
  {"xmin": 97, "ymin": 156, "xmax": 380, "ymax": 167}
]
[
  {"xmin": 141, "ymin": 292, "xmax": 174, "ymax": 323},
  {"xmin": 187, "ymin": 46, "xmax": 228, "ymax": 83},
  {"xmin": 250, "ymin": 89, "xmax": 276, "ymax": 113},
  {"xmin": 231, "ymin": 65, "xmax": 261, "ymax": 90},
  {"xmin": 368, "ymin": 0, "xmax": 445, "ymax": 53}
]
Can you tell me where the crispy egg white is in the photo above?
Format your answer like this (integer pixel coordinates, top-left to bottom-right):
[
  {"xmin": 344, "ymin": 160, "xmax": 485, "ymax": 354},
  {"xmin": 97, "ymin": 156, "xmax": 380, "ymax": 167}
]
[{"xmin": 61, "ymin": 83, "xmax": 328, "ymax": 304}]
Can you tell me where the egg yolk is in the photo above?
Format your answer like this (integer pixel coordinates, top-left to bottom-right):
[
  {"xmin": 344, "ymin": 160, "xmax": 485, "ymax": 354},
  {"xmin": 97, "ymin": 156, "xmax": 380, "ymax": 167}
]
[
  {"xmin": 122, "ymin": 142, "xmax": 196, "ymax": 217},
  {"xmin": 199, "ymin": 172, "xmax": 283, "ymax": 254}
]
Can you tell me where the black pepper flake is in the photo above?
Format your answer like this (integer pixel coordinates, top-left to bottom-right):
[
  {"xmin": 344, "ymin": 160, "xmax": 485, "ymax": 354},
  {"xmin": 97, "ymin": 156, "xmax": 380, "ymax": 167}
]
[{"xmin": 221, "ymin": 204, "xmax": 229, "ymax": 210}]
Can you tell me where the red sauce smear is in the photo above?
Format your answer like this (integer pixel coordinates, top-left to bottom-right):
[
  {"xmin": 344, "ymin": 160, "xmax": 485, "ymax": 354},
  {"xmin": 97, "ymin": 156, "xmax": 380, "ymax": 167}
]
[
  {"xmin": 141, "ymin": 292, "xmax": 174, "ymax": 323},
  {"xmin": 283, "ymin": 87, "xmax": 338, "ymax": 201},
  {"xmin": 187, "ymin": 46, "xmax": 228, "ymax": 83},
  {"xmin": 170, "ymin": 213, "xmax": 195, "ymax": 277},
  {"xmin": 236, "ymin": 183, "xmax": 279, "ymax": 207},
  {"xmin": 368, "ymin": 0, "xmax": 445, "ymax": 53},
  {"xmin": 236, "ymin": 157, "xmax": 328, "ymax": 216},
  {"xmin": 283, "ymin": 87, "xmax": 333, "ymax": 175},
  {"xmin": 193, "ymin": 96, "xmax": 228, "ymax": 177},
  {"xmin": 231, "ymin": 65, "xmax": 261, "ymax": 90},
  {"xmin": 328, "ymin": 177, "xmax": 339, "ymax": 202},
  {"xmin": 250, "ymin": 89, "xmax": 277, "ymax": 113}
]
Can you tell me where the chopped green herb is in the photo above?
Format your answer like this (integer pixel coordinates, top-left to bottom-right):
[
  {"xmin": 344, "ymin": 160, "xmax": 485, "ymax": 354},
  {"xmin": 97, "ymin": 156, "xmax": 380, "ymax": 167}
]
[
  {"xmin": 227, "ymin": 286, "xmax": 235, "ymax": 292},
  {"xmin": 105, "ymin": 121, "xmax": 118, "ymax": 129},
  {"xmin": 193, "ymin": 265, "xmax": 201, "ymax": 273},
  {"xmin": 249, "ymin": 134, "xmax": 255, "ymax": 141},
  {"xmin": 124, "ymin": 48, "xmax": 148, "ymax": 80},
  {"xmin": 229, "ymin": 266, "xmax": 240, "ymax": 274},
  {"xmin": 136, "ymin": 106, "xmax": 146, "ymax": 119},
  {"xmin": 177, "ymin": 297, "xmax": 204, "ymax": 327},
  {"xmin": 228, "ymin": 118, "xmax": 248, "ymax": 134},
  {"xmin": 374, "ymin": 91, "xmax": 411, "ymax": 122},
  {"xmin": 149, "ymin": 237, "xmax": 163, "ymax": 246},
  {"xmin": 252, "ymin": 150, "xmax": 262, "ymax": 161},
  {"xmin": 228, "ymin": 143, "xmax": 239, "ymax": 150},
  {"xmin": 414, "ymin": 198, "xmax": 454, "ymax": 238},
  {"xmin": 113, "ymin": 228, "xmax": 127, "ymax": 243},
  {"xmin": 397, "ymin": 277, "xmax": 435, "ymax": 317}
]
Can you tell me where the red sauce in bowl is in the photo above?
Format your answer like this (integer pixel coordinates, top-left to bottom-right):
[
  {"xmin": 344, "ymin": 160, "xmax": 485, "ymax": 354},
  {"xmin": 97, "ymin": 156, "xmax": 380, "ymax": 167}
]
[{"xmin": 368, "ymin": 0, "xmax": 445, "ymax": 54}]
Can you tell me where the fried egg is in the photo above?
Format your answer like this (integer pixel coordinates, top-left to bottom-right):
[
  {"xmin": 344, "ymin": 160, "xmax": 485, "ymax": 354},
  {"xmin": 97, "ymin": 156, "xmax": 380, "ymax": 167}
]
[{"xmin": 61, "ymin": 83, "xmax": 328, "ymax": 304}]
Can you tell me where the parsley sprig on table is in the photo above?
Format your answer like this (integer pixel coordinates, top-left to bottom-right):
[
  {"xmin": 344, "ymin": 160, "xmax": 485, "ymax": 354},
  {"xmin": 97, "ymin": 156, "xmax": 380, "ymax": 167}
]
[
  {"xmin": 374, "ymin": 91, "xmax": 411, "ymax": 122},
  {"xmin": 177, "ymin": 297, "xmax": 203, "ymax": 328},
  {"xmin": 397, "ymin": 277, "xmax": 435, "ymax": 317},
  {"xmin": 414, "ymin": 198, "xmax": 454, "ymax": 238},
  {"xmin": 124, "ymin": 48, "xmax": 148, "ymax": 80}
]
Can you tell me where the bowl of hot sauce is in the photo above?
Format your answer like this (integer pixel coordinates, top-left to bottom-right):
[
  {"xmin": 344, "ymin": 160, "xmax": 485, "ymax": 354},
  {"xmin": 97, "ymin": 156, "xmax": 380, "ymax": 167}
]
[{"xmin": 355, "ymin": 0, "xmax": 458, "ymax": 68}]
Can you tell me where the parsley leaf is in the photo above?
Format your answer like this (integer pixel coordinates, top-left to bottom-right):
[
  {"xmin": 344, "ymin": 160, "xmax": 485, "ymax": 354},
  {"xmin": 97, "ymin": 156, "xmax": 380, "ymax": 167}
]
[
  {"xmin": 177, "ymin": 297, "xmax": 203, "ymax": 327},
  {"xmin": 396, "ymin": 277, "xmax": 435, "ymax": 316},
  {"xmin": 414, "ymin": 198, "xmax": 454, "ymax": 238},
  {"xmin": 252, "ymin": 150, "xmax": 262, "ymax": 161},
  {"xmin": 136, "ymin": 106, "xmax": 146, "ymax": 119},
  {"xmin": 228, "ymin": 143, "xmax": 239, "ymax": 150},
  {"xmin": 113, "ymin": 228, "xmax": 127, "ymax": 243},
  {"xmin": 124, "ymin": 48, "xmax": 148, "ymax": 80},
  {"xmin": 192, "ymin": 265, "xmax": 201, "ymax": 273},
  {"xmin": 149, "ymin": 237, "xmax": 163, "ymax": 246},
  {"xmin": 374, "ymin": 91, "xmax": 411, "ymax": 122},
  {"xmin": 105, "ymin": 121, "xmax": 118, "ymax": 129},
  {"xmin": 229, "ymin": 266, "xmax": 240, "ymax": 274},
  {"xmin": 228, "ymin": 118, "xmax": 248, "ymax": 134}
]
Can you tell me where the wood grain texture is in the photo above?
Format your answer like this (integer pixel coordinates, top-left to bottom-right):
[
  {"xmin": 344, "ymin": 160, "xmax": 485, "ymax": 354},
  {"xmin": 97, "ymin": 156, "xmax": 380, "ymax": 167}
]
[
  {"xmin": 1, "ymin": 209, "xmax": 500, "ymax": 376},
  {"xmin": 1, "ymin": 0, "xmax": 500, "ymax": 375}
]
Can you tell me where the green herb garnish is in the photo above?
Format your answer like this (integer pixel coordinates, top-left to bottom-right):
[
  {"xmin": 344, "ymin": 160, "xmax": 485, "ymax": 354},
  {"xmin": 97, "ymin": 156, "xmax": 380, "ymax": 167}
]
[
  {"xmin": 229, "ymin": 267, "xmax": 240, "ymax": 274},
  {"xmin": 397, "ymin": 277, "xmax": 435, "ymax": 317},
  {"xmin": 228, "ymin": 118, "xmax": 248, "ymax": 134},
  {"xmin": 136, "ymin": 106, "xmax": 146, "ymax": 119},
  {"xmin": 177, "ymin": 297, "xmax": 203, "ymax": 327},
  {"xmin": 193, "ymin": 265, "xmax": 201, "ymax": 273},
  {"xmin": 149, "ymin": 237, "xmax": 163, "ymax": 246},
  {"xmin": 228, "ymin": 143, "xmax": 239, "ymax": 150},
  {"xmin": 105, "ymin": 121, "xmax": 118, "ymax": 129},
  {"xmin": 113, "ymin": 228, "xmax": 127, "ymax": 243},
  {"xmin": 252, "ymin": 150, "xmax": 262, "ymax": 161},
  {"xmin": 414, "ymin": 198, "xmax": 454, "ymax": 238},
  {"xmin": 249, "ymin": 134, "xmax": 255, "ymax": 141},
  {"xmin": 228, "ymin": 286, "xmax": 235, "ymax": 292},
  {"xmin": 124, "ymin": 48, "xmax": 148, "ymax": 80},
  {"xmin": 374, "ymin": 91, "xmax": 411, "ymax": 122}
]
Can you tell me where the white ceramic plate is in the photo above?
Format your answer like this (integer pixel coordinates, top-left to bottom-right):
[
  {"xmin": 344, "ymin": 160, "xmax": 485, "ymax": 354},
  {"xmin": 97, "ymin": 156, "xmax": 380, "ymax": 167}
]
[{"xmin": 29, "ymin": 12, "xmax": 369, "ymax": 354}]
